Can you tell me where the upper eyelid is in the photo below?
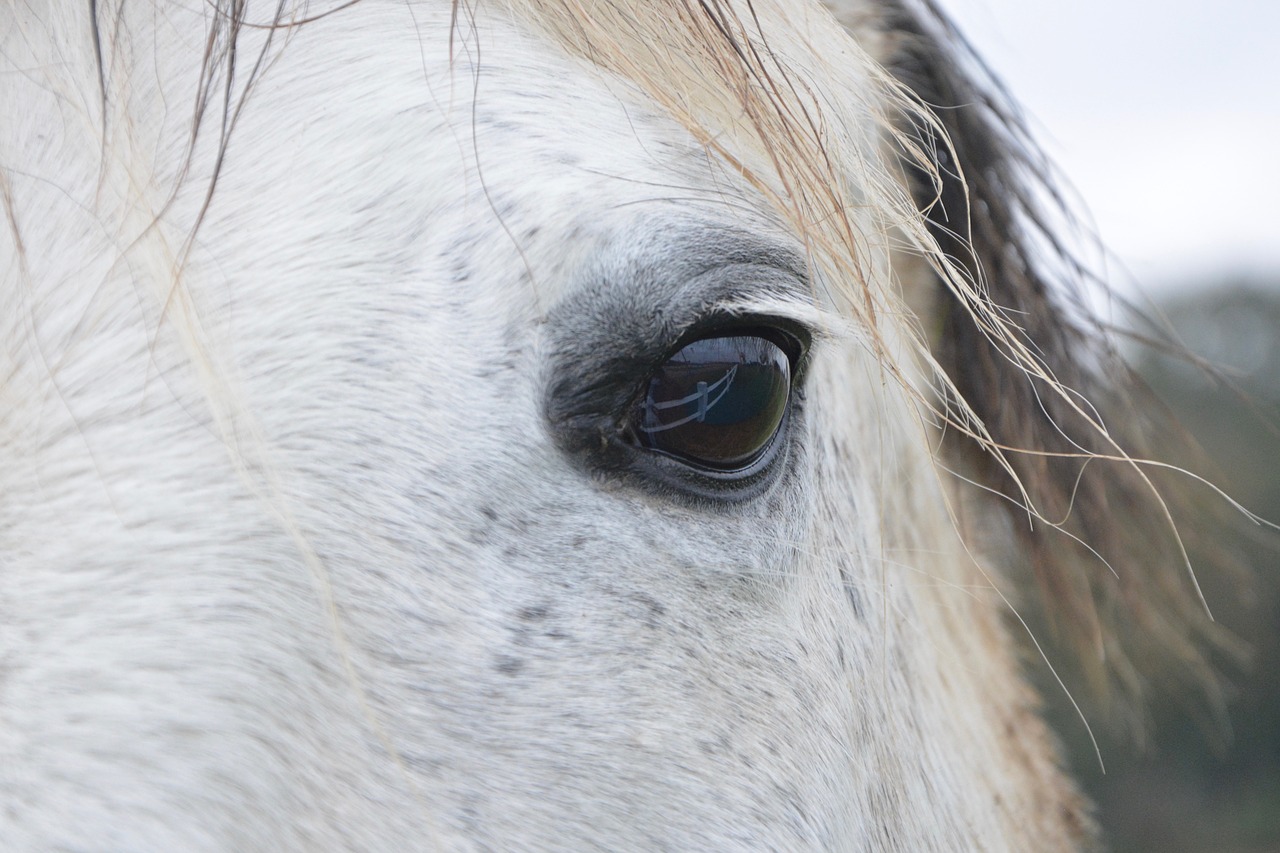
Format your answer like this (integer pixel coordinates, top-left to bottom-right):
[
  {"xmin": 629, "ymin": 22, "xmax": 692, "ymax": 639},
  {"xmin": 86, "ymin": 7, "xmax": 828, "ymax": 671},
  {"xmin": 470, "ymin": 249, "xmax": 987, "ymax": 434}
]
[
  {"xmin": 545, "ymin": 233, "xmax": 821, "ymax": 408},
  {"xmin": 708, "ymin": 297, "xmax": 842, "ymax": 344}
]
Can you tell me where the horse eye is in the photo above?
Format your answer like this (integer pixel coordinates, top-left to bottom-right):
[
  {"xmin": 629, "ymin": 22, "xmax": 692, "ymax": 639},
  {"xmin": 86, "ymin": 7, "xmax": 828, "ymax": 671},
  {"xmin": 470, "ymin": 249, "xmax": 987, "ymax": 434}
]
[{"xmin": 633, "ymin": 334, "xmax": 792, "ymax": 472}]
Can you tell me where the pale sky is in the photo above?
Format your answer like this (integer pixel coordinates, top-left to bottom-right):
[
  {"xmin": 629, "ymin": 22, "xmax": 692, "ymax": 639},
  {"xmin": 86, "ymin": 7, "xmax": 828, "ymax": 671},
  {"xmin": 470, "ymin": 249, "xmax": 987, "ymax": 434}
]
[{"xmin": 937, "ymin": 0, "xmax": 1280, "ymax": 293}]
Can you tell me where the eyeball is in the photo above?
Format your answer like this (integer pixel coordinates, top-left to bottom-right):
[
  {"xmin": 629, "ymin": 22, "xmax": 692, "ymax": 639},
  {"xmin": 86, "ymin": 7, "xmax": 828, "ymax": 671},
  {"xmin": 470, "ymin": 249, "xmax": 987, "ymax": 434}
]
[{"xmin": 633, "ymin": 333, "xmax": 792, "ymax": 472}]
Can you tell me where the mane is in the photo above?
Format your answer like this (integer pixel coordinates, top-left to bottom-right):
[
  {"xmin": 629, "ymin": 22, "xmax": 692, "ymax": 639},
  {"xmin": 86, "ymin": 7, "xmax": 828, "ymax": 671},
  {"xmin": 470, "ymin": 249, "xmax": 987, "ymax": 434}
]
[{"xmin": 867, "ymin": 1, "xmax": 1242, "ymax": 725}]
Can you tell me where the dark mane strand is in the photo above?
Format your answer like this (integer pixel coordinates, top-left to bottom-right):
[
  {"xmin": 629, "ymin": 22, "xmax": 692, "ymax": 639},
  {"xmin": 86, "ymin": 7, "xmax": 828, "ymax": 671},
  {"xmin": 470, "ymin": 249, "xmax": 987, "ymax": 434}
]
[{"xmin": 880, "ymin": 0, "xmax": 1240, "ymax": 729}]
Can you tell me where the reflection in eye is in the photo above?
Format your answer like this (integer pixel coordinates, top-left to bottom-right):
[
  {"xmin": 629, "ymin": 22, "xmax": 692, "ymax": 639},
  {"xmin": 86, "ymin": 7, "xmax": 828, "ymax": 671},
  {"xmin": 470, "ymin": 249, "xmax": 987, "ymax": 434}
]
[{"xmin": 636, "ymin": 335, "xmax": 791, "ymax": 471}]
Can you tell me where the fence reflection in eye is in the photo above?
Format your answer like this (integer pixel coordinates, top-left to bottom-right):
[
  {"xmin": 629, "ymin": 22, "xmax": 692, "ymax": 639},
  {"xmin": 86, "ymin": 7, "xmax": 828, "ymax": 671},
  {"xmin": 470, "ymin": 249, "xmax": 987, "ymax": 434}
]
[{"xmin": 636, "ymin": 335, "xmax": 791, "ymax": 471}]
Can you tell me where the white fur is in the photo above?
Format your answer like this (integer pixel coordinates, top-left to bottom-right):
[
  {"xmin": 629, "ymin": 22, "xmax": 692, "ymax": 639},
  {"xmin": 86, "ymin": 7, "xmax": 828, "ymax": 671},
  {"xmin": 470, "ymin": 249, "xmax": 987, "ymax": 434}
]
[{"xmin": 1, "ymin": 2, "xmax": 1084, "ymax": 849}]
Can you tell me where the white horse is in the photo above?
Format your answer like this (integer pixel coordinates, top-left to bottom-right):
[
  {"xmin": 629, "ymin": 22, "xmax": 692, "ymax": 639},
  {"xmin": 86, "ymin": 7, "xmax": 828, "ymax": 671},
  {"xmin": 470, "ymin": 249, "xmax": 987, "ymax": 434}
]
[{"xmin": 1, "ymin": 0, "xmax": 1224, "ymax": 848}]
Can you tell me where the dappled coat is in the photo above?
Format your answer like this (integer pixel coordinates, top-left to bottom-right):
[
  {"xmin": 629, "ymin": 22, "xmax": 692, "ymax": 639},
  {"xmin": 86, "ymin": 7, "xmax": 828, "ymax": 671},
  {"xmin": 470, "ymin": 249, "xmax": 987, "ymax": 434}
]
[{"xmin": 0, "ymin": 0, "xmax": 1225, "ymax": 849}]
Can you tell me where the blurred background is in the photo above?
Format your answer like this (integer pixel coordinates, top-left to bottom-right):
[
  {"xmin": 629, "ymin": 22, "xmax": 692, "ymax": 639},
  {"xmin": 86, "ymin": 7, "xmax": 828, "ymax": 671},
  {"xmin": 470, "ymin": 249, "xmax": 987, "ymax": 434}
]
[{"xmin": 935, "ymin": 1, "xmax": 1280, "ymax": 849}]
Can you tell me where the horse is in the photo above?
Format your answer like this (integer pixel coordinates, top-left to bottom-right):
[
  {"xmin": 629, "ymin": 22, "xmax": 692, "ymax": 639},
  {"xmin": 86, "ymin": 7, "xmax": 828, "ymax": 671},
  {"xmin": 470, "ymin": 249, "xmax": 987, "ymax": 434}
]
[{"xmin": 0, "ymin": 0, "xmax": 1228, "ymax": 848}]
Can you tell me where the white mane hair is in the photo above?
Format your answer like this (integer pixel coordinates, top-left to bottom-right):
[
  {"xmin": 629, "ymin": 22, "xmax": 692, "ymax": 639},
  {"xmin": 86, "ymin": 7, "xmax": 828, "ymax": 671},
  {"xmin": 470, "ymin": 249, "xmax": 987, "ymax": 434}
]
[{"xmin": 1, "ymin": 0, "xmax": 1230, "ymax": 848}]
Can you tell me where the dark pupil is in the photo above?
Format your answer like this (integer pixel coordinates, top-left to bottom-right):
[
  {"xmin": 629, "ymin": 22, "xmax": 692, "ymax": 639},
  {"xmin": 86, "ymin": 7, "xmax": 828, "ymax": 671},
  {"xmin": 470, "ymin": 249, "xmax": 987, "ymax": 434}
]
[{"xmin": 637, "ymin": 335, "xmax": 790, "ymax": 470}]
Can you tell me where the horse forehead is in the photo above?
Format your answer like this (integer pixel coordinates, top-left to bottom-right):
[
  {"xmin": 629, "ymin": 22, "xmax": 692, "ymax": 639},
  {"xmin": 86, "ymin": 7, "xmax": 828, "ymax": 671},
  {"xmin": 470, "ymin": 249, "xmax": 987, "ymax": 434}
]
[{"xmin": 198, "ymin": 4, "xmax": 775, "ymax": 310}]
